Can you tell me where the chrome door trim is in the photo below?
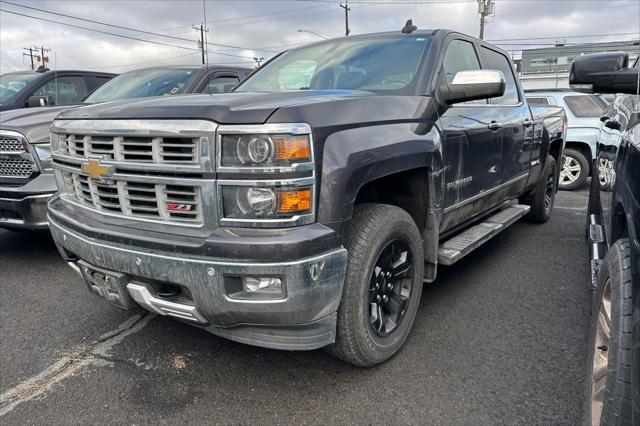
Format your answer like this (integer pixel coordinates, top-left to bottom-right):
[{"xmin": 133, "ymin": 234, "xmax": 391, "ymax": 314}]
[{"xmin": 443, "ymin": 172, "xmax": 529, "ymax": 214}]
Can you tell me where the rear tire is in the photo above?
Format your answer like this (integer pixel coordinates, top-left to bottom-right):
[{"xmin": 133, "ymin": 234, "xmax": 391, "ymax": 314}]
[
  {"xmin": 585, "ymin": 239, "xmax": 634, "ymax": 426},
  {"xmin": 525, "ymin": 155, "xmax": 557, "ymax": 223},
  {"xmin": 326, "ymin": 204, "xmax": 424, "ymax": 367},
  {"xmin": 559, "ymin": 148, "xmax": 590, "ymax": 190}
]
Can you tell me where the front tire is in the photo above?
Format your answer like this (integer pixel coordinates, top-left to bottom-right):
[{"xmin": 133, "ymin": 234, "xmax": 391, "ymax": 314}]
[
  {"xmin": 326, "ymin": 204, "xmax": 424, "ymax": 367},
  {"xmin": 586, "ymin": 239, "xmax": 634, "ymax": 426},
  {"xmin": 559, "ymin": 148, "xmax": 590, "ymax": 190}
]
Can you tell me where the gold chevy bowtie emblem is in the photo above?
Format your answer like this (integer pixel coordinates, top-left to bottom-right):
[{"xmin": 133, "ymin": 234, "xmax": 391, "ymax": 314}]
[{"xmin": 81, "ymin": 159, "xmax": 111, "ymax": 180}]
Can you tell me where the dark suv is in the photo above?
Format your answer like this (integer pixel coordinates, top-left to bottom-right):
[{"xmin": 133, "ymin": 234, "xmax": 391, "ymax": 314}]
[
  {"xmin": 570, "ymin": 52, "xmax": 640, "ymax": 426},
  {"xmin": 0, "ymin": 69, "xmax": 115, "ymax": 111}
]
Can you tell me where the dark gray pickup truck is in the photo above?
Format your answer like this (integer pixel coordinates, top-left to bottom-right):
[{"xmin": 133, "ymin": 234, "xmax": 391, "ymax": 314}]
[
  {"xmin": 47, "ymin": 28, "xmax": 566, "ymax": 366},
  {"xmin": 0, "ymin": 65, "xmax": 250, "ymax": 230}
]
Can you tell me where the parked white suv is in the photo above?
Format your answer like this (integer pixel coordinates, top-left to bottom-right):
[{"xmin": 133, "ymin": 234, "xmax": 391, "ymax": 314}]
[{"xmin": 525, "ymin": 90, "xmax": 608, "ymax": 190}]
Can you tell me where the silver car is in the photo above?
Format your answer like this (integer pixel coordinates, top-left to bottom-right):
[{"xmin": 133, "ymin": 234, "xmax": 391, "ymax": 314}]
[{"xmin": 525, "ymin": 90, "xmax": 608, "ymax": 190}]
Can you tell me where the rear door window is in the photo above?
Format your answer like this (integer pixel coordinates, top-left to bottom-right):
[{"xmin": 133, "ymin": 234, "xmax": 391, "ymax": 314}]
[
  {"xmin": 33, "ymin": 75, "xmax": 88, "ymax": 106},
  {"xmin": 564, "ymin": 95, "xmax": 606, "ymax": 118},
  {"xmin": 481, "ymin": 47, "xmax": 519, "ymax": 105}
]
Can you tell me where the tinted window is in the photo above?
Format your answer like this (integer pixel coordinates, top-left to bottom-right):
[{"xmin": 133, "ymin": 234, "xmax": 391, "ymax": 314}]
[
  {"xmin": 0, "ymin": 73, "xmax": 40, "ymax": 103},
  {"xmin": 439, "ymin": 39, "xmax": 485, "ymax": 104},
  {"xmin": 204, "ymin": 76, "xmax": 240, "ymax": 94},
  {"xmin": 564, "ymin": 95, "xmax": 606, "ymax": 117},
  {"xmin": 481, "ymin": 47, "xmax": 519, "ymax": 105},
  {"xmin": 237, "ymin": 36, "xmax": 430, "ymax": 94},
  {"xmin": 526, "ymin": 97, "xmax": 550, "ymax": 105},
  {"xmin": 89, "ymin": 76, "xmax": 113, "ymax": 91},
  {"xmin": 441, "ymin": 40, "xmax": 481, "ymax": 84},
  {"xmin": 84, "ymin": 68, "xmax": 198, "ymax": 104},
  {"xmin": 33, "ymin": 76, "xmax": 89, "ymax": 106}
]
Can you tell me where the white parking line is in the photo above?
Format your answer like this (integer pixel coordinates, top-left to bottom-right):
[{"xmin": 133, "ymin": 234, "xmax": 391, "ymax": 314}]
[
  {"xmin": 0, "ymin": 313, "xmax": 155, "ymax": 417},
  {"xmin": 555, "ymin": 205, "xmax": 587, "ymax": 213}
]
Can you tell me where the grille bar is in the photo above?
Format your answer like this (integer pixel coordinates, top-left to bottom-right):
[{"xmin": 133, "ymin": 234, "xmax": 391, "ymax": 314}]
[
  {"xmin": 59, "ymin": 134, "xmax": 199, "ymax": 163},
  {"xmin": 62, "ymin": 171, "xmax": 202, "ymax": 223}
]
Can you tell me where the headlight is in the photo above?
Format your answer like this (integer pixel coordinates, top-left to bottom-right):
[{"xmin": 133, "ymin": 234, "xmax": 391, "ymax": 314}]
[
  {"xmin": 217, "ymin": 123, "xmax": 315, "ymax": 227},
  {"xmin": 221, "ymin": 185, "xmax": 312, "ymax": 219},
  {"xmin": 220, "ymin": 133, "xmax": 311, "ymax": 167}
]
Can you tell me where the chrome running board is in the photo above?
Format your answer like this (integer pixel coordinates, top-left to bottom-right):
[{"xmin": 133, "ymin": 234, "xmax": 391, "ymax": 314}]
[{"xmin": 438, "ymin": 204, "xmax": 531, "ymax": 265}]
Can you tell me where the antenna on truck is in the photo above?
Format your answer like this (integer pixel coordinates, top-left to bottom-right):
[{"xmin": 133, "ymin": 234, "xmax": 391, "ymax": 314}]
[{"xmin": 401, "ymin": 19, "xmax": 417, "ymax": 34}]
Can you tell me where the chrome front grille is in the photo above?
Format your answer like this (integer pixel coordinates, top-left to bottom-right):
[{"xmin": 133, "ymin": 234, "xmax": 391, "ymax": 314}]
[
  {"xmin": 0, "ymin": 131, "xmax": 38, "ymax": 181},
  {"xmin": 0, "ymin": 158, "xmax": 35, "ymax": 178},
  {"xmin": 59, "ymin": 134, "xmax": 198, "ymax": 163},
  {"xmin": 0, "ymin": 136, "xmax": 25, "ymax": 153},
  {"xmin": 51, "ymin": 120, "xmax": 218, "ymax": 233},
  {"xmin": 61, "ymin": 171, "xmax": 202, "ymax": 222}
]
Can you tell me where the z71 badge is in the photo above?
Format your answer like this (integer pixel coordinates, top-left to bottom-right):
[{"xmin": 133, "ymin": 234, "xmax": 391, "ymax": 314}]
[{"xmin": 167, "ymin": 203, "xmax": 193, "ymax": 212}]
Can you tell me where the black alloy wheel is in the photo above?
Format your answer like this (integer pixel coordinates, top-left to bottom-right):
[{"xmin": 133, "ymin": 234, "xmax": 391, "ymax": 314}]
[{"xmin": 368, "ymin": 239, "xmax": 413, "ymax": 337}]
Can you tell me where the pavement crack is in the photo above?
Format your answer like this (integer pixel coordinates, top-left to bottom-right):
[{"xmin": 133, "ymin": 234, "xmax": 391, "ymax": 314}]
[{"xmin": 0, "ymin": 313, "xmax": 155, "ymax": 417}]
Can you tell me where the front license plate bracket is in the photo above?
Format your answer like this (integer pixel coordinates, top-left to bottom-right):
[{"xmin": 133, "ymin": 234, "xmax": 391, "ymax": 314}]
[{"xmin": 78, "ymin": 261, "xmax": 137, "ymax": 309}]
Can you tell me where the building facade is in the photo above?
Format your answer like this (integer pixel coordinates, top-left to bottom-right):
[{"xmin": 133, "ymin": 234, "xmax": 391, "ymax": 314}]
[{"xmin": 519, "ymin": 40, "xmax": 640, "ymax": 90}]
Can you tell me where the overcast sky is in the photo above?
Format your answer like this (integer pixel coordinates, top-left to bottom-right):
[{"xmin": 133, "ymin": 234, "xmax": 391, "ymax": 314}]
[{"xmin": 1, "ymin": 0, "xmax": 639, "ymax": 73}]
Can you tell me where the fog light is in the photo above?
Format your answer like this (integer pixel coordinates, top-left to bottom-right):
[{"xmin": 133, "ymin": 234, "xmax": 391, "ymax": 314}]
[{"xmin": 242, "ymin": 277, "xmax": 283, "ymax": 294}]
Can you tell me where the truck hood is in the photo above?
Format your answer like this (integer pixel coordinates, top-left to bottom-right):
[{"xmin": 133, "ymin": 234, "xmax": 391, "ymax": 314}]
[
  {"xmin": 55, "ymin": 91, "xmax": 434, "ymax": 128},
  {"xmin": 0, "ymin": 105, "xmax": 74, "ymax": 143}
]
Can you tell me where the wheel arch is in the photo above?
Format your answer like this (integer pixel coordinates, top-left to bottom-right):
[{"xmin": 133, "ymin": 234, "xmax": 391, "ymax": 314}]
[
  {"xmin": 610, "ymin": 202, "xmax": 629, "ymax": 243},
  {"xmin": 549, "ymin": 137, "xmax": 565, "ymax": 183}
]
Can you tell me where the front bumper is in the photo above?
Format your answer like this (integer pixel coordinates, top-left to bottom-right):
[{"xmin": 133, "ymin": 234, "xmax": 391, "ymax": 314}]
[
  {"xmin": 0, "ymin": 173, "xmax": 57, "ymax": 230},
  {"xmin": 49, "ymin": 214, "xmax": 348, "ymax": 351},
  {"xmin": 0, "ymin": 193, "xmax": 52, "ymax": 230}
]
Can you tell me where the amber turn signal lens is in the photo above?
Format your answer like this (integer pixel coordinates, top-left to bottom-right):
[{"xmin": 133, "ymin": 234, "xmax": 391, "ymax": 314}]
[
  {"xmin": 273, "ymin": 136, "xmax": 311, "ymax": 161},
  {"xmin": 277, "ymin": 188, "xmax": 312, "ymax": 213}
]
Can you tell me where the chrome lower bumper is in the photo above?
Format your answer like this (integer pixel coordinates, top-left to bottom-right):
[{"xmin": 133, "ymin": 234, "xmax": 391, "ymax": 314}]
[
  {"xmin": 0, "ymin": 193, "xmax": 52, "ymax": 229},
  {"xmin": 49, "ymin": 214, "xmax": 348, "ymax": 350}
]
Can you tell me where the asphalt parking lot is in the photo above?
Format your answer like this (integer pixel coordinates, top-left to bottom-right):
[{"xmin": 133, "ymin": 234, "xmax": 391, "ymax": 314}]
[{"xmin": 0, "ymin": 188, "xmax": 592, "ymax": 425}]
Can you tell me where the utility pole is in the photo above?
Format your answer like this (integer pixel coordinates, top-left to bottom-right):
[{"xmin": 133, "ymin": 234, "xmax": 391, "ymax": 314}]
[
  {"xmin": 23, "ymin": 47, "xmax": 36, "ymax": 70},
  {"xmin": 193, "ymin": 24, "xmax": 209, "ymax": 65},
  {"xmin": 340, "ymin": 0, "xmax": 350, "ymax": 36},
  {"xmin": 34, "ymin": 46, "xmax": 50, "ymax": 68},
  {"xmin": 477, "ymin": 0, "xmax": 495, "ymax": 40}
]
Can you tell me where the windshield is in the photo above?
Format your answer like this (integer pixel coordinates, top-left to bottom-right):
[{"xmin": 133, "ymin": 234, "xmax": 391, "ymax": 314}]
[
  {"xmin": 84, "ymin": 67, "xmax": 198, "ymax": 104},
  {"xmin": 236, "ymin": 35, "xmax": 431, "ymax": 94},
  {"xmin": 0, "ymin": 73, "xmax": 40, "ymax": 103}
]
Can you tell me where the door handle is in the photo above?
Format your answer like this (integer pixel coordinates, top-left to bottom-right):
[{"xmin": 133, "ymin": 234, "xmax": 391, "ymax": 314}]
[
  {"xmin": 523, "ymin": 119, "xmax": 533, "ymax": 128},
  {"xmin": 488, "ymin": 121, "xmax": 503, "ymax": 131}
]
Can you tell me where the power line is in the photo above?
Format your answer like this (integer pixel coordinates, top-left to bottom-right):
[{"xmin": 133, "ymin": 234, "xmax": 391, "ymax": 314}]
[
  {"xmin": 0, "ymin": 8, "xmax": 200, "ymax": 51},
  {"xmin": 487, "ymin": 32, "xmax": 640, "ymax": 42},
  {"xmin": 0, "ymin": 8, "xmax": 259, "ymax": 61},
  {"xmin": 99, "ymin": 52, "xmax": 200, "ymax": 69},
  {"xmin": 0, "ymin": 0, "xmax": 279, "ymax": 53},
  {"xmin": 0, "ymin": 0, "xmax": 197, "ymax": 43}
]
